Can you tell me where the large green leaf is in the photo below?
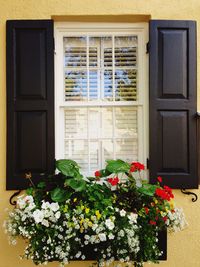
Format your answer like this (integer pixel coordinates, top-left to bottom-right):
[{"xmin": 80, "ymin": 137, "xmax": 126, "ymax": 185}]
[
  {"xmin": 106, "ymin": 159, "xmax": 130, "ymax": 173},
  {"xmin": 65, "ymin": 178, "xmax": 86, "ymax": 192},
  {"xmin": 56, "ymin": 159, "xmax": 82, "ymax": 178},
  {"xmin": 138, "ymin": 184, "xmax": 158, "ymax": 196},
  {"xmin": 50, "ymin": 187, "xmax": 70, "ymax": 202}
]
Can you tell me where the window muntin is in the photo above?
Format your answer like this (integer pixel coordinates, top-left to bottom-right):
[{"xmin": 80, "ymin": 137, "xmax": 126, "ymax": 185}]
[{"xmin": 55, "ymin": 23, "xmax": 148, "ymax": 176}]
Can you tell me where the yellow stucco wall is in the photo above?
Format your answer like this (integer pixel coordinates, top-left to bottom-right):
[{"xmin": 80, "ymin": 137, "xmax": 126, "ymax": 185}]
[{"xmin": 0, "ymin": 1, "xmax": 200, "ymax": 267}]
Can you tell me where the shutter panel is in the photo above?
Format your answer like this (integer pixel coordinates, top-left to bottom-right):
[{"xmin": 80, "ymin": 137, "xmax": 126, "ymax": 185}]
[
  {"xmin": 149, "ymin": 20, "xmax": 197, "ymax": 188},
  {"xmin": 6, "ymin": 20, "xmax": 54, "ymax": 190}
]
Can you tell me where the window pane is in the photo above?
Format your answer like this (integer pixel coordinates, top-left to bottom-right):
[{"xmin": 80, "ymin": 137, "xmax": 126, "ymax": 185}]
[
  {"xmin": 114, "ymin": 36, "xmax": 138, "ymax": 101},
  {"xmin": 89, "ymin": 141, "xmax": 99, "ymax": 171},
  {"xmin": 102, "ymin": 37, "xmax": 112, "ymax": 68},
  {"xmin": 104, "ymin": 70, "xmax": 113, "ymax": 100},
  {"xmin": 89, "ymin": 47, "xmax": 98, "ymax": 67},
  {"xmin": 102, "ymin": 107, "xmax": 113, "ymax": 138},
  {"xmin": 115, "ymin": 36, "xmax": 137, "ymax": 67},
  {"xmin": 102, "ymin": 140, "xmax": 113, "ymax": 163},
  {"xmin": 115, "ymin": 107, "xmax": 137, "ymax": 138},
  {"xmin": 89, "ymin": 108, "xmax": 100, "ymax": 139},
  {"xmin": 65, "ymin": 108, "xmax": 87, "ymax": 138},
  {"xmin": 64, "ymin": 70, "xmax": 87, "ymax": 101},
  {"xmin": 64, "ymin": 37, "xmax": 87, "ymax": 68},
  {"xmin": 116, "ymin": 139, "xmax": 138, "ymax": 162},
  {"xmin": 89, "ymin": 70, "xmax": 98, "ymax": 100},
  {"xmin": 65, "ymin": 140, "xmax": 88, "ymax": 172},
  {"xmin": 115, "ymin": 69, "xmax": 137, "ymax": 101}
]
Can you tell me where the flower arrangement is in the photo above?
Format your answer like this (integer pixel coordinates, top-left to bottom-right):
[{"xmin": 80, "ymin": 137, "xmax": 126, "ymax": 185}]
[{"xmin": 4, "ymin": 159, "xmax": 187, "ymax": 267}]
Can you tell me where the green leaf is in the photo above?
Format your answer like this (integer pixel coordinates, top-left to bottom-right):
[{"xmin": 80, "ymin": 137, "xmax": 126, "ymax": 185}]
[
  {"xmin": 138, "ymin": 184, "xmax": 158, "ymax": 196},
  {"xmin": 106, "ymin": 159, "xmax": 130, "ymax": 173},
  {"xmin": 37, "ymin": 181, "xmax": 46, "ymax": 189},
  {"xmin": 26, "ymin": 187, "xmax": 34, "ymax": 195},
  {"xmin": 50, "ymin": 188, "xmax": 69, "ymax": 202},
  {"xmin": 65, "ymin": 178, "xmax": 86, "ymax": 192},
  {"xmin": 56, "ymin": 159, "xmax": 82, "ymax": 178},
  {"xmin": 121, "ymin": 186, "xmax": 129, "ymax": 192}
]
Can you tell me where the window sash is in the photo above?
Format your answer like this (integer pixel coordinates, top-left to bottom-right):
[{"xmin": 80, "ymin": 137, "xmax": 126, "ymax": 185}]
[{"xmin": 55, "ymin": 23, "xmax": 148, "ymax": 177}]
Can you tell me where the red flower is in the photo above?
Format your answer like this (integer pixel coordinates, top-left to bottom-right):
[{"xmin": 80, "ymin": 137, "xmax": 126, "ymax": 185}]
[
  {"xmin": 94, "ymin": 170, "xmax": 101, "ymax": 177},
  {"xmin": 107, "ymin": 177, "xmax": 119, "ymax": 186},
  {"xmin": 144, "ymin": 207, "xmax": 149, "ymax": 214},
  {"xmin": 149, "ymin": 220, "xmax": 156, "ymax": 225},
  {"xmin": 155, "ymin": 216, "xmax": 158, "ymax": 221},
  {"xmin": 163, "ymin": 216, "xmax": 167, "ymax": 222},
  {"xmin": 130, "ymin": 165, "xmax": 136, "ymax": 172},
  {"xmin": 155, "ymin": 186, "xmax": 174, "ymax": 201},
  {"xmin": 130, "ymin": 162, "xmax": 145, "ymax": 172},
  {"xmin": 157, "ymin": 176, "xmax": 162, "ymax": 183}
]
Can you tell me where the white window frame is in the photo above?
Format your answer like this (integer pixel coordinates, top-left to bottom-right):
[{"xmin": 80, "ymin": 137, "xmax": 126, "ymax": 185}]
[{"xmin": 54, "ymin": 22, "xmax": 149, "ymax": 177}]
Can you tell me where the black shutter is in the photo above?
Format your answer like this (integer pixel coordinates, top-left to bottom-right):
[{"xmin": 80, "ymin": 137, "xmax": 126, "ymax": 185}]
[
  {"xmin": 6, "ymin": 20, "xmax": 55, "ymax": 190},
  {"xmin": 149, "ymin": 20, "xmax": 197, "ymax": 189}
]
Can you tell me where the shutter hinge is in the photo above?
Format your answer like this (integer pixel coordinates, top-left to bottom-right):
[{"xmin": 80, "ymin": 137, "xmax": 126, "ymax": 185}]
[
  {"xmin": 146, "ymin": 42, "xmax": 150, "ymax": 54},
  {"xmin": 146, "ymin": 158, "xmax": 150, "ymax": 169},
  {"xmin": 53, "ymin": 37, "xmax": 56, "ymax": 55}
]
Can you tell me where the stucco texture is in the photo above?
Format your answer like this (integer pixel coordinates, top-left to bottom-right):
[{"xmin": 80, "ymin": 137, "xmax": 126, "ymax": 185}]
[{"xmin": 0, "ymin": 1, "xmax": 200, "ymax": 267}]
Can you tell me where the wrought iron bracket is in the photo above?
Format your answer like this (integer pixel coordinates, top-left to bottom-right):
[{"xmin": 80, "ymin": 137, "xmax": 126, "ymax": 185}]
[
  {"xmin": 181, "ymin": 189, "xmax": 198, "ymax": 202},
  {"xmin": 9, "ymin": 190, "xmax": 22, "ymax": 206}
]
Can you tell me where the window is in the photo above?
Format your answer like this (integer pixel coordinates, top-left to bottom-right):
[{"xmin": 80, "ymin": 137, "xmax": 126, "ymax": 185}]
[
  {"xmin": 55, "ymin": 23, "xmax": 148, "ymax": 176},
  {"xmin": 6, "ymin": 19, "xmax": 197, "ymax": 190}
]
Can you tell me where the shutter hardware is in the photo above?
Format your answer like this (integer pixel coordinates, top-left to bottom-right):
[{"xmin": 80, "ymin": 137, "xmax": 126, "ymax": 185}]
[
  {"xmin": 9, "ymin": 190, "xmax": 22, "ymax": 206},
  {"xmin": 146, "ymin": 42, "xmax": 150, "ymax": 54},
  {"xmin": 181, "ymin": 189, "xmax": 198, "ymax": 202},
  {"xmin": 146, "ymin": 158, "xmax": 149, "ymax": 169}
]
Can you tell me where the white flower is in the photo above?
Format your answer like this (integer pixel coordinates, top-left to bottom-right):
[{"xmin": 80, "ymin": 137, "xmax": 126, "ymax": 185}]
[
  {"xmin": 24, "ymin": 195, "xmax": 34, "ymax": 203},
  {"xmin": 26, "ymin": 202, "xmax": 36, "ymax": 211},
  {"xmin": 75, "ymin": 251, "xmax": 81, "ymax": 258},
  {"xmin": 98, "ymin": 233, "xmax": 107, "ymax": 242},
  {"xmin": 119, "ymin": 209, "xmax": 126, "ymax": 217},
  {"xmin": 41, "ymin": 219, "xmax": 49, "ymax": 227},
  {"xmin": 41, "ymin": 201, "xmax": 51, "ymax": 209},
  {"xmin": 118, "ymin": 230, "xmax": 125, "ymax": 237},
  {"xmin": 50, "ymin": 202, "xmax": 60, "ymax": 212},
  {"xmin": 105, "ymin": 219, "xmax": 115, "ymax": 230},
  {"xmin": 33, "ymin": 209, "xmax": 44, "ymax": 223},
  {"xmin": 17, "ymin": 199, "xmax": 26, "ymax": 209},
  {"xmin": 108, "ymin": 233, "xmax": 115, "ymax": 240},
  {"xmin": 128, "ymin": 213, "xmax": 138, "ymax": 224},
  {"xmin": 84, "ymin": 235, "xmax": 90, "ymax": 240},
  {"xmin": 44, "ymin": 209, "xmax": 52, "ymax": 218},
  {"xmin": 55, "ymin": 211, "xmax": 61, "ymax": 219},
  {"xmin": 167, "ymin": 207, "xmax": 188, "ymax": 232},
  {"xmin": 92, "ymin": 224, "xmax": 98, "ymax": 231}
]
